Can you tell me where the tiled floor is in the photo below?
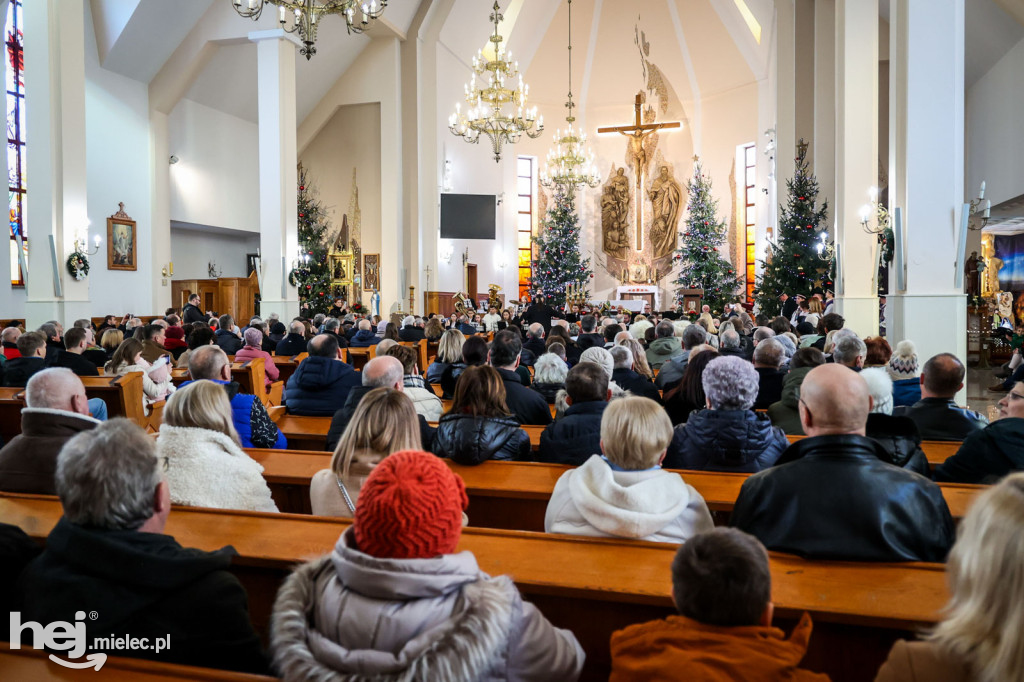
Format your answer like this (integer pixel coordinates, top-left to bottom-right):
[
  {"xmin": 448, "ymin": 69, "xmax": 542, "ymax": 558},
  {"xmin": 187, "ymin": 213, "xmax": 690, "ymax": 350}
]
[{"xmin": 965, "ymin": 366, "xmax": 1004, "ymax": 422}]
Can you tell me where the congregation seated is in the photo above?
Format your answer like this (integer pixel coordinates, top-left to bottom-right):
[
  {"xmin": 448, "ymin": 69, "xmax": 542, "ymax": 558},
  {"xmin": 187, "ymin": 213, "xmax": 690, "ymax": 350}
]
[
  {"xmin": 271, "ymin": 450, "xmax": 584, "ymax": 680},
  {"xmin": 864, "ymin": 335, "xmax": 892, "ymax": 368},
  {"xmin": 610, "ymin": 528, "xmax": 827, "ymax": 681},
  {"xmin": 17, "ymin": 418, "xmax": 268, "ymax": 673},
  {"xmin": 0, "ymin": 522, "xmax": 39, "ymax": 640},
  {"xmin": 48, "ymin": 326, "xmax": 99, "ymax": 377},
  {"xmin": 767, "ymin": 347, "xmax": 827, "ymax": 435},
  {"xmin": 645, "ymin": 321, "xmax": 685, "ymax": 370},
  {"xmin": 234, "ymin": 327, "xmax": 280, "ymax": 387},
  {"xmin": 214, "ymin": 314, "xmax": 244, "ymax": 354},
  {"xmin": 656, "ymin": 324, "xmax": 710, "ymax": 389},
  {"xmin": 425, "ymin": 328, "xmax": 465, "ymax": 386},
  {"xmin": 184, "ymin": 345, "xmax": 286, "ymax": 449},
  {"xmin": 610, "ymin": 344, "xmax": 662, "ymax": 403},
  {"xmin": 933, "ymin": 380, "xmax": 1024, "ymax": 484},
  {"xmin": 105, "ymin": 337, "xmax": 176, "ymax": 405},
  {"xmin": 489, "ymin": 329, "xmax": 552, "ymax": 425},
  {"xmin": 348, "ymin": 318, "xmax": 380, "ymax": 347},
  {"xmin": 311, "ymin": 387, "xmax": 421, "ymax": 516},
  {"xmin": 398, "ymin": 314, "xmax": 426, "ymax": 341},
  {"xmin": 662, "ymin": 348, "xmax": 719, "ymax": 426},
  {"xmin": 2, "ymin": 331, "xmax": 46, "ymax": 387},
  {"xmin": 893, "ymin": 353, "xmax": 987, "ymax": 440},
  {"xmin": 545, "ymin": 395, "xmax": 713, "ymax": 543},
  {"xmin": 433, "ymin": 365, "xmax": 530, "ymax": 464},
  {"xmin": 522, "ymin": 323, "xmax": 547, "ymax": 363},
  {"xmin": 384, "ymin": 343, "xmax": 442, "ymax": 421},
  {"xmin": 268, "ymin": 320, "xmax": 287, "ymax": 343},
  {"xmin": 285, "ymin": 332, "xmax": 360, "ymax": 416},
  {"xmin": 752, "ymin": 337, "xmax": 787, "ymax": 409},
  {"xmin": 811, "ymin": 312, "xmax": 845, "ymax": 350},
  {"xmin": 0, "ymin": 368, "xmax": 100, "ymax": 494},
  {"xmin": 176, "ymin": 325, "xmax": 214, "ymax": 369},
  {"xmin": 441, "ymin": 334, "xmax": 487, "ymax": 399},
  {"xmin": 717, "ymin": 326, "xmax": 750, "ymax": 359},
  {"xmin": 156, "ymin": 380, "xmax": 278, "ymax": 512},
  {"xmin": 886, "ymin": 340, "xmax": 922, "ymax": 406},
  {"xmin": 548, "ymin": 323, "xmax": 582, "ymax": 364},
  {"xmin": 832, "ymin": 333, "xmax": 866, "ymax": 370},
  {"xmin": 275, "ymin": 320, "xmax": 309, "ymax": 356},
  {"xmin": 531, "ymin": 350, "xmax": 568, "ymax": 403},
  {"xmin": 1, "ymin": 326, "xmax": 21, "ymax": 360},
  {"xmin": 732, "ymin": 363, "xmax": 954, "ymax": 562},
  {"xmin": 537, "ymin": 362, "xmax": 611, "ymax": 466},
  {"xmin": 666, "ymin": 355, "xmax": 788, "ymax": 472},
  {"xmin": 38, "ymin": 321, "xmax": 64, "ymax": 365},
  {"xmin": 576, "ymin": 314, "xmax": 605, "ymax": 351},
  {"xmin": 861, "ymin": 368, "xmax": 930, "ymax": 477},
  {"xmin": 875, "ymin": 473, "xmax": 1024, "ymax": 682},
  {"xmin": 140, "ymin": 323, "xmax": 171, "ymax": 364}
]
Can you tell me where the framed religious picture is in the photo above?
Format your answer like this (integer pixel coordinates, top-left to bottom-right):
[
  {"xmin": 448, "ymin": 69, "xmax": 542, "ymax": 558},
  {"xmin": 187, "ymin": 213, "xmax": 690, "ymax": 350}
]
[
  {"xmin": 106, "ymin": 202, "xmax": 137, "ymax": 271},
  {"xmin": 681, "ymin": 288, "xmax": 703, "ymax": 314},
  {"xmin": 363, "ymin": 253, "xmax": 380, "ymax": 292},
  {"xmin": 330, "ymin": 253, "xmax": 354, "ymax": 286}
]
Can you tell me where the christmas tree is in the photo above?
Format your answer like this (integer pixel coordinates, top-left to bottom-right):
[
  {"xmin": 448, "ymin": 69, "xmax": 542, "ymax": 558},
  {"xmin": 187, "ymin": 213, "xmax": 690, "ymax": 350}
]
[
  {"xmin": 671, "ymin": 159, "xmax": 741, "ymax": 314},
  {"xmin": 288, "ymin": 167, "xmax": 334, "ymax": 316},
  {"xmin": 530, "ymin": 188, "xmax": 593, "ymax": 307},
  {"xmin": 754, "ymin": 140, "xmax": 832, "ymax": 316}
]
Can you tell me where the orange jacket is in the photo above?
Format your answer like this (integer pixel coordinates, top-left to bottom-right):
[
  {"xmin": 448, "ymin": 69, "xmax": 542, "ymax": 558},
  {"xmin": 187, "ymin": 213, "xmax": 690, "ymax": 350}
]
[{"xmin": 610, "ymin": 611, "xmax": 830, "ymax": 682}]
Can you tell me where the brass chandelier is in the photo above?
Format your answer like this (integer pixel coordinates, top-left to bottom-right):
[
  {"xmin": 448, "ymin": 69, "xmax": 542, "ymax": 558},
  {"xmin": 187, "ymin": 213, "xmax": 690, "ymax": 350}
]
[
  {"xmin": 231, "ymin": 0, "xmax": 387, "ymax": 60},
  {"xmin": 540, "ymin": 0, "xmax": 599, "ymax": 196},
  {"xmin": 448, "ymin": 2, "xmax": 544, "ymax": 162}
]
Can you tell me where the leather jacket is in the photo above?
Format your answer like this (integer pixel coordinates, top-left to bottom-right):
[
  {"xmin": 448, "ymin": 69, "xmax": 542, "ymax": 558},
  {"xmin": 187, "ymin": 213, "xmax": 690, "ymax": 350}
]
[
  {"xmin": 866, "ymin": 413, "xmax": 930, "ymax": 477},
  {"xmin": 432, "ymin": 413, "xmax": 531, "ymax": 465},
  {"xmin": 892, "ymin": 398, "xmax": 988, "ymax": 441},
  {"xmin": 731, "ymin": 434, "xmax": 955, "ymax": 562}
]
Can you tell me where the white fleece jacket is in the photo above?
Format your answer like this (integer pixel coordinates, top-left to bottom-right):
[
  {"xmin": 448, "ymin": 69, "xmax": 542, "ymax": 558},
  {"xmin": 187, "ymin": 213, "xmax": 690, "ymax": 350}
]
[
  {"xmin": 544, "ymin": 455, "xmax": 713, "ymax": 543},
  {"xmin": 156, "ymin": 425, "xmax": 279, "ymax": 513}
]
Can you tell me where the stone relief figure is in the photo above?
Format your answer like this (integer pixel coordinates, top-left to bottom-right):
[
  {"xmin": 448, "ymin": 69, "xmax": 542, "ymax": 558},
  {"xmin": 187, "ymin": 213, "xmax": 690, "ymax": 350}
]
[
  {"xmin": 998, "ymin": 291, "xmax": 1014, "ymax": 326},
  {"xmin": 965, "ymin": 251, "xmax": 982, "ymax": 299},
  {"xmin": 982, "ymin": 238, "xmax": 1003, "ymax": 297},
  {"xmin": 648, "ymin": 165, "xmax": 681, "ymax": 259},
  {"xmin": 601, "ymin": 166, "xmax": 630, "ymax": 261}
]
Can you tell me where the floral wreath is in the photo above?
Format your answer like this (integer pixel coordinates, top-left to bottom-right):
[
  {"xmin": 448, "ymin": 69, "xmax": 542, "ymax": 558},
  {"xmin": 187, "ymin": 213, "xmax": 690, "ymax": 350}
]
[{"xmin": 66, "ymin": 251, "xmax": 90, "ymax": 281}]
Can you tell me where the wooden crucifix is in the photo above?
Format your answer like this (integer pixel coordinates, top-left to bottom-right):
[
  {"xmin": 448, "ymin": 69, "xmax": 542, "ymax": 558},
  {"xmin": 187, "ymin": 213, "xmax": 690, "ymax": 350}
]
[{"xmin": 598, "ymin": 92, "xmax": 681, "ymax": 251}]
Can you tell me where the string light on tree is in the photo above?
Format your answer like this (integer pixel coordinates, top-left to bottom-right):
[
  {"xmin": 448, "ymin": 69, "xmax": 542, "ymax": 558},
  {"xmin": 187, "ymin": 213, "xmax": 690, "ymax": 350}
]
[
  {"xmin": 288, "ymin": 167, "xmax": 334, "ymax": 314},
  {"xmin": 530, "ymin": 187, "xmax": 592, "ymax": 306}
]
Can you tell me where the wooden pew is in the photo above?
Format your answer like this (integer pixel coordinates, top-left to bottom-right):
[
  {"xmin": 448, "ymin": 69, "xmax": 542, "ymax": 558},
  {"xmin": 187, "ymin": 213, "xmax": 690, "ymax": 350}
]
[
  {"xmin": 272, "ymin": 352, "xmax": 306, "ymax": 387},
  {"xmin": 785, "ymin": 434, "xmax": 960, "ymax": 470},
  {"xmin": 271, "ymin": 412, "xmax": 329, "ymax": 451},
  {"xmin": 80, "ymin": 373, "xmax": 148, "ymax": 427},
  {"xmin": 0, "ymin": 493, "xmax": 948, "ymax": 682},
  {"xmin": 0, "ymin": 643, "xmax": 276, "ymax": 681},
  {"xmin": 346, "ymin": 347, "xmax": 371, "ymax": 370},
  {"xmin": 248, "ymin": 452, "xmax": 983, "ymax": 523},
  {"xmin": 398, "ymin": 339, "xmax": 429, "ymax": 375},
  {"xmin": 0, "ymin": 387, "xmax": 26, "ymax": 443}
]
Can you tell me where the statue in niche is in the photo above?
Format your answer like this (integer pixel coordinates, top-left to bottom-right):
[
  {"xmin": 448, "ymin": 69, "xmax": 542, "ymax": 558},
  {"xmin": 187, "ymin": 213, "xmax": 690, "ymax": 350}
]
[
  {"xmin": 648, "ymin": 165, "xmax": 682, "ymax": 259},
  {"xmin": 982, "ymin": 237, "xmax": 1003, "ymax": 297},
  {"xmin": 965, "ymin": 251, "xmax": 982, "ymax": 299},
  {"xmin": 601, "ymin": 165, "xmax": 631, "ymax": 262}
]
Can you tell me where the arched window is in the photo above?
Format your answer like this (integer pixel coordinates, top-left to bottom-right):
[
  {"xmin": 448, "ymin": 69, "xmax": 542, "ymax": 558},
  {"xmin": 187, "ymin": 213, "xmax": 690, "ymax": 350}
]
[{"xmin": 6, "ymin": 0, "xmax": 24, "ymax": 286}]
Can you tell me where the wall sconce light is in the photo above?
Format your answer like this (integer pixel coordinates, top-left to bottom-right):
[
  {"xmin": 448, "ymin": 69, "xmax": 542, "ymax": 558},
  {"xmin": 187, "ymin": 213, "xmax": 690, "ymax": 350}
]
[
  {"xmin": 169, "ymin": 155, "xmax": 180, "ymax": 165},
  {"xmin": 161, "ymin": 262, "xmax": 174, "ymax": 277},
  {"xmin": 441, "ymin": 159, "xmax": 453, "ymax": 193},
  {"xmin": 496, "ymin": 192, "xmax": 505, "ymax": 206},
  {"xmin": 440, "ymin": 243, "xmax": 454, "ymax": 264}
]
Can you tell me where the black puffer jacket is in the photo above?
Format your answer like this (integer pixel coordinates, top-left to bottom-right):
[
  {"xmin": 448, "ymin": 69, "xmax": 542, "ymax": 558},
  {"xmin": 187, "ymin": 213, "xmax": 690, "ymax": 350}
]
[
  {"xmin": 432, "ymin": 413, "xmax": 530, "ymax": 465},
  {"xmin": 531, "ymin": 382, "xmax": 564, "ymax": 404},
  {"xmin": 865, "ymin": 413, "xmax": 930, "ymax": 478},
  {"xmin": 536, "ymin": 401, "xmax": 606, "ymax": 466},
  {"xmin": 664, "ymin": 409, "xmax": 789, "ymax": 473}
]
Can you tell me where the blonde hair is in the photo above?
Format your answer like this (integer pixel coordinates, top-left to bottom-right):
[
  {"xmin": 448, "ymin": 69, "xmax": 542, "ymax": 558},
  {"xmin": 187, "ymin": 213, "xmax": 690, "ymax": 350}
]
[
  {"xmin": 808, "ymin": 298, "xmax": 824, "ymax": 314},
  {"xmin": 619, "ymin": 337, "xmax": 653, "ymax": 380},
  {"xmin": 330, "ymin": 388, "xmax": 420, "ymax": 480},
  {"xmin": 436, "ymin": 329, "xmax": 466, "ymax": 364},
  {"xmin": 163, "ymin": 380, "xmax": 241, "ymax": 446},
  {"xmin": 99, "ymin": 328, "xmax": 123, "ymax": 351},
  {"xmin": 600, "ymin": 396, "xmax": 673, "ymax": 470},
  {"xmin": 929, "ymin": 473, "xmax": 1024, "ymax": 682}
]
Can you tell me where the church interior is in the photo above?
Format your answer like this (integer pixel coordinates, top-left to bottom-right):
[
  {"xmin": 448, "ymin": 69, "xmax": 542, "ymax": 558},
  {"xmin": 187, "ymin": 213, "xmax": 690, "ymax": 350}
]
[{"xmin": 4, "ymin": 0, "xmax": 1024, "ymax": 680}]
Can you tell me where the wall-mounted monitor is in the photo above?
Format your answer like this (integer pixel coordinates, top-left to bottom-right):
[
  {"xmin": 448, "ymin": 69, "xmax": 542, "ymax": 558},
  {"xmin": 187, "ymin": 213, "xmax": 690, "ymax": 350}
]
[{"xmin": 440, "ymin": 193, "xmax": 496, "ymax": 240}]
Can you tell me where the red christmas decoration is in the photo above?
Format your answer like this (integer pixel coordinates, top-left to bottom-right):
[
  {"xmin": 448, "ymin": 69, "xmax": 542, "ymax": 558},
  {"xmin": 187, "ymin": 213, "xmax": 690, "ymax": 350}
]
[
  {"xmin": 318, "ymin": 292, "xmax": 324, "ymax": 297},
  {"xmin": 305, "ymin": 284, "xmax": 312, "ymax": 290},
  {"xmin": 299, "ymin": 213, "xmax": 305, "ymax": 218},
  {"xmin": 299, "ymin": 186, "xmax": 305, "ymax": 191}
]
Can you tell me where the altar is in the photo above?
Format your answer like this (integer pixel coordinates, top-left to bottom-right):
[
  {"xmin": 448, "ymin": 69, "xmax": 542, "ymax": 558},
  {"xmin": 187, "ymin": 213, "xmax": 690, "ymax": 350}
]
[{"xmin": 616, "ymin": 285, "xmax": 661, "ymax": 311}]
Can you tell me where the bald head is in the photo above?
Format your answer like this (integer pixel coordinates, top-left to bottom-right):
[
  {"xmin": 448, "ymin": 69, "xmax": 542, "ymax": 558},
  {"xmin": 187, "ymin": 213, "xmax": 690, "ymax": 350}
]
[
  {"xmin": 358, "ymin": 319, "xmax": 372, "ymax": 331},
  {"xmin": 798, "ymin": 364, "xmax": 872, "ymax": 436},
  {"xmin": 362, "ymin": 355, "xmax": 403, "ymax": 389},
  {"xmin": 25, "ymin": 368, "xmax": 90, "ymax": 415},
  {"xmin": 188, "ymin": 345, "xmax": 230, "ymax": 381}
]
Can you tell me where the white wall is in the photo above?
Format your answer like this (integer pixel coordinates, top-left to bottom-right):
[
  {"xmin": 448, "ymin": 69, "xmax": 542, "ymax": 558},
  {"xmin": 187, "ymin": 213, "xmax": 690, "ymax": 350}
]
[
  {"xmin": 967, "ymin": 36, "xmax": 1024, "ymax": 208},
  {"xmin": 168, "ymin": 98, "xmax": 260, "ymax": 233},
  {"xmin": 170, "ymin": 225, "xmax": 260, "ymax": 280}
]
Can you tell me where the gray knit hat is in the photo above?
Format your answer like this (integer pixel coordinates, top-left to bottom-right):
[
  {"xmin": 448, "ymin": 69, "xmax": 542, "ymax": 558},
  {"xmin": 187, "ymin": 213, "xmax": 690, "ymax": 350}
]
[{"xmin": 887, "ymin": 340, "xmax": 919, "ymax": 380}]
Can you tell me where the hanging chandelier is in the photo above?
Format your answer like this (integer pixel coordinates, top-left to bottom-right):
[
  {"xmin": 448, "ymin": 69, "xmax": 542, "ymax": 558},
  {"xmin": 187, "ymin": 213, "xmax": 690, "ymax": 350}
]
[
  {"xmin": 540, "ymin": 0, "xmax": 599, "ymax": 196},
  {"xmin": 231, "ymin": 0, "xmax": 387, "ymax": 60},
  {"xmin": 448, "ymin": 2, "xmax": 544, "ymax": 162}
]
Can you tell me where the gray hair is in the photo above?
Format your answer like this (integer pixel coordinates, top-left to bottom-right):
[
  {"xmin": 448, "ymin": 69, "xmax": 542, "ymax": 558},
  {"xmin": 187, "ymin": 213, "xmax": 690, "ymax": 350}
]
[
  {"xmin": 655, "ymin": 321, "xmax": 675, "ymax": 338},
  {"xmin": 312, "ymin": 314, "xmax": 326, "ymax": 327},
  {"xmin": 753, "ymin": 327, "xmax": 776, "ymax": 343},
  {"xmin": 682, "ymin": 324, "xmax": 708, "ymax": 350},
  {"xmin": 324, "ymin": 317, "xmax": 340, "ymax": 332},
  {"xmin": 753, "ymin": 338, "xmax": 785, "ymax": 368},
  {"xmin": 833, "ymin": 335, "xmax": 868, "ymax": 366},
  {"xmin": 362, "ymin": 355, "xmax": 404, "ymax": 388},
  {"xmin": 289, "ymin": 320, "xmax": 306, "ymax": 335},
  {"xmin": 721, "ymin": 329, "xmax": 740, "ymax": 349},
  {"xmin": 267, "ymin": 312, "xmax": 280, "ymax": 323},
  {"xmin": 580, "ymin": 346, "xmax": 614, "ymax": 378},
  {"xmin": 402, "ymin": 315, "xmax": 415, "ymax": 327},
  {"xmin": 26, "ymin": 368, "xmax": 83, "ymax": 410},
  {"xmin": 38, "ymin": 322, "xmax": 58, "ymax": 339},
  {"xmin": 534, "ymin": 352, "xmax": 569, "ymax": 384},
  {"xmin": 1, "ymin": 327, "xmax": 20, "ymax": 343},
  {"xmin": 610, "ymin": 345, "xmax": 633, "ymax": 370},
  {"xmin": 376, "ymin": 339, "xmax": 398, "ymax": 355},
  {"xmin": 775, "ymin": 334, "xmax": 797, "ymax": 358},
  {"xmin": 56, "ymin": 418, "xmax": 161, "ymax": 530},
  {"xmin": 528, "ymin": 323, "xmax": 544, "ymax": 339},
  {"xmin": 189, "ymin": 345, "xmax": 229, "ymax": 380},
  {"xmin": 702, "ymin": 355, "xmax": 760, "ymax": 411}
]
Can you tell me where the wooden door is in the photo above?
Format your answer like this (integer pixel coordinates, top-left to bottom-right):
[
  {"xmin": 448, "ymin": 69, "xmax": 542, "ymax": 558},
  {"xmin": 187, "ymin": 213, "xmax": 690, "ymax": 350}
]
[{"xmin": 467, "ymin": 264, "xmax": 477, "ymax": 304}]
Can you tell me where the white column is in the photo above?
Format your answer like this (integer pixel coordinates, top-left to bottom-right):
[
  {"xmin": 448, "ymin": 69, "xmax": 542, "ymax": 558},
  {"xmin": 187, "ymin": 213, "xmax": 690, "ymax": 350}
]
[
  {"xmin": 23, "ymin": 0, "xmax": 90, "ymax": 328},
  {"xmin": 250, "ymin": 30, "xmax": 300, "ymax": 321},
  {"xmin": 775, "ymin": 0, "xmax": 796, "ymax": 215},
  {"xmin": 888, "ymin": 0, "xmax": 966, "ymax": 370},
  {"xmin": 813, "ymin": 0, "xmax": 836, "ymax": 216},
  {"xmin": 834, "ymin": 0, "xmax": 879, "ymax": 336},
  {"xmin": 150, "ymin": 111, "xmax": 172, "ymax": 312}
]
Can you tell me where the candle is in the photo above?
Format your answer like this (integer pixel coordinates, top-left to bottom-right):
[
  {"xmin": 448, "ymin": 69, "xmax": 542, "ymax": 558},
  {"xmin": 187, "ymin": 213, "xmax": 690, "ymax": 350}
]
[{"xmin": 979, "ymin": 181, "xmax": 986, "ymax": 200}]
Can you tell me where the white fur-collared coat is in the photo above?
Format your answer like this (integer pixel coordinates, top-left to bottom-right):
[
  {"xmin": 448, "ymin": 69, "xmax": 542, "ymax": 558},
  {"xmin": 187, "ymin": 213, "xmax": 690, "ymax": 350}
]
[
  {"xmin": 545, "ymin": 454, "xmax": 714, "ymax": 543},
  {"xmin": 270, "ymin": 527, "xmax": 584, "ymax": 682},
  {"xmin": 156, "ymin": 425, "xmax": 278, "ymax": 513}
]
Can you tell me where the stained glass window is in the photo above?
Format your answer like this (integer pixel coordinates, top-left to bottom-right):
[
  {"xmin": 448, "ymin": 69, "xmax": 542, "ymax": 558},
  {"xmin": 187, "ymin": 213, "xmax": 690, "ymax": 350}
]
[
  {"xmin": 743, "ymin": 144, "xmax": 756, "ymax": 303},
  {"xmin": 517, "ymin": 157, "xmax": 534, "ymax": 300},
  {"xmin": 6, "ymin": 0, "xmax": 24, "ymax": 286}
]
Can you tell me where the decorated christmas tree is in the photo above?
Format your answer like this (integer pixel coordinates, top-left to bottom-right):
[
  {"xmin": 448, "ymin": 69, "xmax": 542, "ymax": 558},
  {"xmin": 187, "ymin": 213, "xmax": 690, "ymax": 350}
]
[
  {"xmin": 754, "ymin": 140, "xmax": 832, "ymax": 316},
  {"xmin": 288, "ymin": 167, "xmax": 333, "ymax": 316},
  {"xmin": 530, "ymin": 188, "xmax": 593, "ymax": 307},
  {"xmin": 671, "ymin": 159, "xmax": 741, "ymax": 314}
]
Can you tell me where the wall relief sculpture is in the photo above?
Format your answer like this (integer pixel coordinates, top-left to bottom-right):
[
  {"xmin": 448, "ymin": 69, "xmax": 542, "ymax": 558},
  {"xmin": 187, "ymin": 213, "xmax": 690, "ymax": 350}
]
[{"xmin": 601, "ymin": 165, "xmax": 631, "ymax": 262}]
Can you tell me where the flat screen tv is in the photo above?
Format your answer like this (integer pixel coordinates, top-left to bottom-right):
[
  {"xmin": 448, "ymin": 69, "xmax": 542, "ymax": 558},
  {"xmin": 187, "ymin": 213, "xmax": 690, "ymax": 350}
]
[{"xmin": 440, "ymin": 193, "xmax": 496, "ymax": 240}]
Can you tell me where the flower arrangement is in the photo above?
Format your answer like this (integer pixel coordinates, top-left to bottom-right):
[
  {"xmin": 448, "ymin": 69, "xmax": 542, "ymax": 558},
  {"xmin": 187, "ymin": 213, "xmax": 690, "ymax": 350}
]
[{"xmin": 66, "ymin": 251, "xmax": 89, "ymax": 280}]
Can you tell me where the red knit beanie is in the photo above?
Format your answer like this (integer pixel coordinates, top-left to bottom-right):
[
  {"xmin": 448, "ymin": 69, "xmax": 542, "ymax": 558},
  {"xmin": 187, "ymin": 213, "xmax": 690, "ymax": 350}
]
[{"xmin": 353, "ymin": 450, "xmax": 468, "ymax": 559}]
